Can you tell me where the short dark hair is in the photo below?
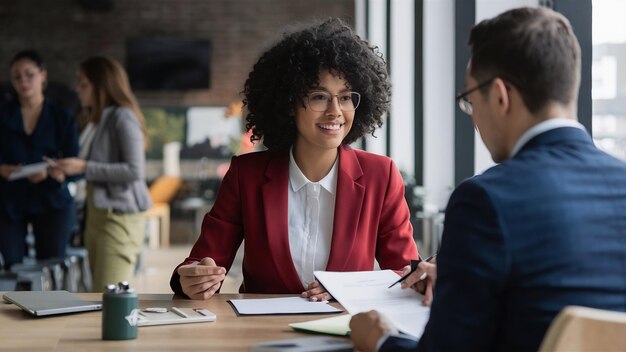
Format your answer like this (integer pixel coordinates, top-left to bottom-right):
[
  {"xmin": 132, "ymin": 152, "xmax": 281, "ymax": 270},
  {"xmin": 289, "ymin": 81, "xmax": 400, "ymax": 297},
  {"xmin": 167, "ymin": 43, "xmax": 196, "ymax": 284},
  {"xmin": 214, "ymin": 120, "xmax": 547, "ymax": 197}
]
[
  {"xmin": 244, "ymin": 18, "xmax": 391, "ymax": 151},
  {"xmin": 10, "ymin": 49, "xmax": 45, "ymax": 70},
  {"xmin": 468, "ymin": 7, "xmax": 580, "ymax": 113}
]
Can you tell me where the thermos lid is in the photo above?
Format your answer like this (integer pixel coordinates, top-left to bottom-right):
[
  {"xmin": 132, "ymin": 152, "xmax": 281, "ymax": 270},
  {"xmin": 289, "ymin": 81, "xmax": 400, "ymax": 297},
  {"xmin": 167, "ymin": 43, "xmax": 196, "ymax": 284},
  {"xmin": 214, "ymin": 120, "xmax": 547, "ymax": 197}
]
[{"xmin": 104, "ymin": 281, "xmax": 135, "ymax": 293}]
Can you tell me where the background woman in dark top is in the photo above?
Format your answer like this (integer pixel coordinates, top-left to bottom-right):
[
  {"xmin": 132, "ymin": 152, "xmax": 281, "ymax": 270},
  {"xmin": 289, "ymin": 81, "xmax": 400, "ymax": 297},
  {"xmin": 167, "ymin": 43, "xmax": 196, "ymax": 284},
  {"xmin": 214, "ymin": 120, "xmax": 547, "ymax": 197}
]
[{"xmin": 0, "ymin": 50, "xmax": 79, "ymax": 270}]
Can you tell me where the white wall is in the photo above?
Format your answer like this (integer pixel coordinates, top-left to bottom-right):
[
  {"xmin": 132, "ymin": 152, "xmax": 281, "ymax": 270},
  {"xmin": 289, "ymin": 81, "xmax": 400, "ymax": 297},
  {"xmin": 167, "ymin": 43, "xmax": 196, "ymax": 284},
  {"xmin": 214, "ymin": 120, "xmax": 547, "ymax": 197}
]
[
  {"xmin": 354, "ymin": 0, "xmax": 367, "ymax": 39},
  {"xmin": 389, "ymin": 0, "xmax": 415, "ymax": 174},
  {"xmin": 423, "ymin": 0, "xmax": 455, "ymax": 210},
  {"xmin": 364, "ymin": 0, "xmax": 388, "ymax": 156}
]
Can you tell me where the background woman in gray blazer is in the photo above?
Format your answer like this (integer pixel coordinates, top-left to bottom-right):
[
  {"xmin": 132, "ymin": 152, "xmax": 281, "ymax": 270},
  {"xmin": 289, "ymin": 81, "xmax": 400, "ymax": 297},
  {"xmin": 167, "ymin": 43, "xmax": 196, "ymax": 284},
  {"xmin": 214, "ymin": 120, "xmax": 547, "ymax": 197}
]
[{"xmin": 51, "ymin": 56, "xmax": 151, "ymax": 291}]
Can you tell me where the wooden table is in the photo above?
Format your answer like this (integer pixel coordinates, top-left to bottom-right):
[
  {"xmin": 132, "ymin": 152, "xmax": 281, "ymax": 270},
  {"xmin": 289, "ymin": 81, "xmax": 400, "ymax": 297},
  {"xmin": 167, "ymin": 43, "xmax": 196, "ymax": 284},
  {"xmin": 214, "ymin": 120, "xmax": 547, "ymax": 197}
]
[{"xmin": 0, "ymin": 293, "xmax": 350, "ymax": 351}]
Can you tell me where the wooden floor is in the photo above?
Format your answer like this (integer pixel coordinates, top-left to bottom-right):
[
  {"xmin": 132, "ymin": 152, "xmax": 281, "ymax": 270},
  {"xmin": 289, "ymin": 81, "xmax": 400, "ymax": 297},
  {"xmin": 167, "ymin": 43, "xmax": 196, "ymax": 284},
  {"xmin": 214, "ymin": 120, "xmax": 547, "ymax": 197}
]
[{"xmin": 133, "ymin": 244, "xmax": 243, "ymax": 294}]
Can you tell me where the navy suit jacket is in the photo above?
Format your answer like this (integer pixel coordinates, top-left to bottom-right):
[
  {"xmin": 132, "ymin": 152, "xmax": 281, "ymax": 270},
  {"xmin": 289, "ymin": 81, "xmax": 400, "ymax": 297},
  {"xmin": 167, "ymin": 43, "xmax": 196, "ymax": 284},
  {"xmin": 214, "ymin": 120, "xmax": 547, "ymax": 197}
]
[
  {"xmin": 382, "ymin": 127, "xmax": 626, "ymax": 352},
  {"xmin": 0, "ymin": 99, "xmax": 78, "ymax": 219}
]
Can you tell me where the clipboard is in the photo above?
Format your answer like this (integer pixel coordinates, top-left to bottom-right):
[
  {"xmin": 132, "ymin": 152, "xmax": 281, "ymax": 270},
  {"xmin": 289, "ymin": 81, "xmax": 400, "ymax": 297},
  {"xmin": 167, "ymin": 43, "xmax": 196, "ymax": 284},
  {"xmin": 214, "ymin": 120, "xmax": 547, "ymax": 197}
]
[
  {"xmin": 137, "ymin": 307, "xmax": 216, "ymax": 326},
  {"xmin": 228, "ymin": 297, "xmax": 342, "ymax": 316}
]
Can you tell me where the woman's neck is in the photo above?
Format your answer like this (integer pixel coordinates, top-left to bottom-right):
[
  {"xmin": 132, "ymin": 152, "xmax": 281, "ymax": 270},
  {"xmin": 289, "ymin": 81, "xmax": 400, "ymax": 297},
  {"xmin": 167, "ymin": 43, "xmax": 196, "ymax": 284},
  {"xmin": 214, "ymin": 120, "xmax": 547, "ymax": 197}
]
[
  {"xmin": 19, "ymin": 93, "xmax": 44, "ymax": 109},
  {"xmin": 292, "ymin": 144, "xmax": 339, "ymax": 182}
]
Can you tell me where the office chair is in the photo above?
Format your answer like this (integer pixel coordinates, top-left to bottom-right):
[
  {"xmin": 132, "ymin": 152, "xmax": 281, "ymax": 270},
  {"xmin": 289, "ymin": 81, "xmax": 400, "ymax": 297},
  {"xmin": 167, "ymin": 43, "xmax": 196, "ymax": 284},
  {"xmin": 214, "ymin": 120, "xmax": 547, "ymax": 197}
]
[
  {"xmin": 539, "ymin": 305, "xmax": 626, "ymax": 352},
  {"xmin": 144, "ymin": 176, "xmax": 182, "ymax": 248}
]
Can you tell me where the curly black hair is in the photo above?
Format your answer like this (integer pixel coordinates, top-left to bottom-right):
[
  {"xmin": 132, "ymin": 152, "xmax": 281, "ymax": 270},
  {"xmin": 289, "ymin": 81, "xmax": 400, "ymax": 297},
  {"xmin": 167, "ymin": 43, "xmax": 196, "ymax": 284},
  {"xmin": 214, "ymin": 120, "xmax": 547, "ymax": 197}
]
[{"xmin": 243, "ymin": 17, "xmax": 391, "ymax": 151}]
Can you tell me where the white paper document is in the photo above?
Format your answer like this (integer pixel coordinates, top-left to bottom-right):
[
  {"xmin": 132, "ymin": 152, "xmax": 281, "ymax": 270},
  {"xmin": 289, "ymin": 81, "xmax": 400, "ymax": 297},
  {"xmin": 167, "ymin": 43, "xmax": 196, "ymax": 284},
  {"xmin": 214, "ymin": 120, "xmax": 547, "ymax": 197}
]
[
  {"xmin": 314, "ymin": 270, "xmax": 430, "ymax": 338},
  {"xmin": 228, "ymin": 296, "xmax": 343, "ymax": 315},
  {"xmin": 8, "ymin": 162, "xmax": 48, "ymax": 181}
]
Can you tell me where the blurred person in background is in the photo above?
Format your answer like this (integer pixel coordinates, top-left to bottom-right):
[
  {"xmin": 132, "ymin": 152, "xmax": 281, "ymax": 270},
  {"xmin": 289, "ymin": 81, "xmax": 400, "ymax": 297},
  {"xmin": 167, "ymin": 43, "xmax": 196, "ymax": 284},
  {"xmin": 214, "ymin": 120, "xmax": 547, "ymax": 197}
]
[
  {"xmin": 51, "ymin": 56, "xmax": 151, "ymax": 290},
  {"xmin": 0, "ymin": 50, "xmax": 78, "ymax": 270}
]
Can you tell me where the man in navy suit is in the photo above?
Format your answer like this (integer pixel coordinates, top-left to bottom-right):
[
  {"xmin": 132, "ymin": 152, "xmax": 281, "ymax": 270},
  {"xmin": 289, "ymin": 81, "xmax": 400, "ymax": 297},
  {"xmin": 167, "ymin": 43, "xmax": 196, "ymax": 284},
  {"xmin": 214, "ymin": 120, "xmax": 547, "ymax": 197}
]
[{"xmin": 350, "ymin": 6, "xmax": 626, "ymax": 352}]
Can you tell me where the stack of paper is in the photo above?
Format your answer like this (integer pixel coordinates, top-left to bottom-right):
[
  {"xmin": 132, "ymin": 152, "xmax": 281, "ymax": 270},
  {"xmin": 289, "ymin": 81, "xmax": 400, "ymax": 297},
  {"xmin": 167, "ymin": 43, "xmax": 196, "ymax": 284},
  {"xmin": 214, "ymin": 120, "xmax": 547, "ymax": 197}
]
[{"xmin": 313, "ymin": 270, "xmax": 430, "ymax": 338}]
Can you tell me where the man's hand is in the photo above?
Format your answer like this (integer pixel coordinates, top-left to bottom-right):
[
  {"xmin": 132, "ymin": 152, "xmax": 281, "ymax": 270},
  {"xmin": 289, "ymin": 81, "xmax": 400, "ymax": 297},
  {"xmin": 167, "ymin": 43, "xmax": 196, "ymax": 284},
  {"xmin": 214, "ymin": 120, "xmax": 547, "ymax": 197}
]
[
  {"xmin": 401, "ymin": 257, "xmax": 438, "ymax": 306},
  {"xmin": 177, "ymin": 257, "xmax": 226, "ymax": 300},
  {"xmin": 350, "ymin": 310, "xmax": 397, "ymax": 352}
]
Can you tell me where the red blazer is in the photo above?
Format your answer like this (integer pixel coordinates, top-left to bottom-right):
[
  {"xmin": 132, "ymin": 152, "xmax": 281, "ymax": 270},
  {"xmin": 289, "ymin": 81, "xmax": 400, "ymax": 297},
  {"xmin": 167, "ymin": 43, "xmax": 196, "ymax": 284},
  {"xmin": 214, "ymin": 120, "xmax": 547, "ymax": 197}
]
[{"xmin": 170, "ymin": 145, "xmax": 419, "ymax": 295}]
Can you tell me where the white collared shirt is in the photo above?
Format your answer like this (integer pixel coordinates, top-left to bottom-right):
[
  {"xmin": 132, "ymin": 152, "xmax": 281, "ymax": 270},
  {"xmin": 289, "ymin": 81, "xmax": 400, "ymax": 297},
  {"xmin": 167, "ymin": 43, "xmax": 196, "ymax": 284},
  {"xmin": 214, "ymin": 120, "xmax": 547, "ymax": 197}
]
[
  {"xmin": 288, "ymin": 148, "xmax": 338, "ymax": 288},
  {"xmin": 510, "ymin": 118, "xmax": 586, "ymax": 158}
]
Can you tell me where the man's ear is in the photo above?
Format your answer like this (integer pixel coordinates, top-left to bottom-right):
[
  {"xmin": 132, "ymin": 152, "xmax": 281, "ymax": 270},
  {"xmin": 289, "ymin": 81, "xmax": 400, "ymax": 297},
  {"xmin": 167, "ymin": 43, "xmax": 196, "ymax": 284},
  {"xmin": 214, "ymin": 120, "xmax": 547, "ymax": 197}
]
[{"xmin": 490, "ymin": 77, "xmax": 510, "ymax": 114}]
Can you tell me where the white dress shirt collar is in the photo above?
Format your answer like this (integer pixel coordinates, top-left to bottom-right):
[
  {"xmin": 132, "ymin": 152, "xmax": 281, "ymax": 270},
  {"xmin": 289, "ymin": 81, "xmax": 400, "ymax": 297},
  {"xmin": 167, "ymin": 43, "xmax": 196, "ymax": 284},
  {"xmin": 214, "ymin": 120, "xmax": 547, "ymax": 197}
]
[
  {"xmin": 289, "ymin": 148, "xmax": 338, "ymax": 195},
  {"xmin": 510, "ymin": 118, "xmax": 586, "ymax": 158}
]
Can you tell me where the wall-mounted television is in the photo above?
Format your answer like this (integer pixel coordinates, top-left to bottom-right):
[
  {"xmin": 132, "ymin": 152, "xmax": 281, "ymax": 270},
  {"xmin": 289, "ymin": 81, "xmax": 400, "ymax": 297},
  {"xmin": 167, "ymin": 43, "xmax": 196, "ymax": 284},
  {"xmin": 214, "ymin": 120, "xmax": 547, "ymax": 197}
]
[{"xmin": 126, "ymin": 38, "xmax": 211, "ymax": 91}]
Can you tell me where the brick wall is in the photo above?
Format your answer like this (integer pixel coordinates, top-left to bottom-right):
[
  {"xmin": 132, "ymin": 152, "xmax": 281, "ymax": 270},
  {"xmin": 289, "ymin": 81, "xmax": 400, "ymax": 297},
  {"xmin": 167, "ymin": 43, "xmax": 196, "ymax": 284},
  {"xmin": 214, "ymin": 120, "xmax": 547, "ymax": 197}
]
[{"xmin": 0, "ymin": 0, "xmax": 354, "ymax": 107}]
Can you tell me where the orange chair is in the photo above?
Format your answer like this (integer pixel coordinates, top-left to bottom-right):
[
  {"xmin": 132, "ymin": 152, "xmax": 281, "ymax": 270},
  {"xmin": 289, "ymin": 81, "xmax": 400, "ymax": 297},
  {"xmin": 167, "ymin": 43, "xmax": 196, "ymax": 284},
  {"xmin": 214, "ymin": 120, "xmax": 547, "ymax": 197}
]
[{"xmin": 144, "ymin": 176, "xmax": 182, "ymax": 248}]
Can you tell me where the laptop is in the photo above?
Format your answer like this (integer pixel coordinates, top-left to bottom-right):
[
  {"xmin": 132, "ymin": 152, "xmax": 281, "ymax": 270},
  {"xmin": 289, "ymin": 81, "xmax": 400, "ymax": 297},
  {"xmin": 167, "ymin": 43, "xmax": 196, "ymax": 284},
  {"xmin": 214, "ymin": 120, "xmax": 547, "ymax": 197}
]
[{"xmin": 2, "ymin": 290, "xmax": 102, "ymax": 316}]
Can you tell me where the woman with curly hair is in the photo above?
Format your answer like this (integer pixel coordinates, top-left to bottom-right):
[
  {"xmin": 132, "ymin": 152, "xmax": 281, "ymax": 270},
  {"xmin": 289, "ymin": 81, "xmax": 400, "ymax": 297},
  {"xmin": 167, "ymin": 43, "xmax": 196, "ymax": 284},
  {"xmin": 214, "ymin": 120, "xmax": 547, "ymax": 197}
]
[{"xmin": 171, "ymin": 18, "xmax": 419, "ymax": 300}]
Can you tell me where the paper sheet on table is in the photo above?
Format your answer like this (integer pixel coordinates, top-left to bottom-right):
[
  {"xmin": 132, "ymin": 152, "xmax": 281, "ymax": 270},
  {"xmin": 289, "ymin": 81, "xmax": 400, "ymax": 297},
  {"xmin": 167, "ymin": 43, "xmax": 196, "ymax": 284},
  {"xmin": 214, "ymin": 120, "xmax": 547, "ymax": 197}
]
[
  {"xmin": 8, "ymin": 162, "xmax": 48, "ymax": 181},
  {"xmin": 289, "ymin": 314, "xmax": 351, "ymax": 336},
  {"xmin": 314, "ymin": 270, "xmax": 430, "ymax": 338},
  {"xmin": 228, "ymin": 297, "xmax": 343, "ymax": 315}
]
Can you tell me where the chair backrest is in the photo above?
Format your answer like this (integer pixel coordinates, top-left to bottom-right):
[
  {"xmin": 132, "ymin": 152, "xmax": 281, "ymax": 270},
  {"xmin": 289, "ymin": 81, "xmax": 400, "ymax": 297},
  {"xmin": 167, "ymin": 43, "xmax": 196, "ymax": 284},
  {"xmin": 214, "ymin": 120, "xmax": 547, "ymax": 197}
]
[
  {"xmin": 149, "ymin": 176, "xmax": 182, "ymax": 204},
  {"xmin": 539, "ymin": 306, "xmax": 626, "ymax": 352}
]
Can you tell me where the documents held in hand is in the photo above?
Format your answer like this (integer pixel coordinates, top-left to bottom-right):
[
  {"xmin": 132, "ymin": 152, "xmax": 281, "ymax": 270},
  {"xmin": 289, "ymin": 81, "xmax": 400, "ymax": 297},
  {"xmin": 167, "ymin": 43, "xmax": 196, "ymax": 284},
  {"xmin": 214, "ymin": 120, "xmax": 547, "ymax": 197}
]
[
  {"xmin": 8, "ymin": 162, "xmax": 48, "ymax": 181},
  {"xmin": 314, "ymin": 270, "xmax": 430, "ymax": 338}
]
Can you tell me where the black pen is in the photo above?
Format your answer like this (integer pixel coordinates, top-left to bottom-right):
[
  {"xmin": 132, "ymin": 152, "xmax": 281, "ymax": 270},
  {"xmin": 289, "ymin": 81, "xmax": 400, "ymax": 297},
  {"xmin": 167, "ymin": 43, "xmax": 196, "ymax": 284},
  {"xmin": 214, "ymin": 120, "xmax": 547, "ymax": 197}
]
[{"xmin": 388, "ymin": 254, "xmax": 436, "ymax": 289}]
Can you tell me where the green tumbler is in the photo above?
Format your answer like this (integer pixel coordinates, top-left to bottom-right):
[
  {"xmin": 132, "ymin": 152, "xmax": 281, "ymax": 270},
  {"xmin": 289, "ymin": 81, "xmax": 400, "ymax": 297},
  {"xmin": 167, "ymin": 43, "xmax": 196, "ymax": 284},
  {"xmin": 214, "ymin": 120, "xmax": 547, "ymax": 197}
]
[{"xmin": 102, "ymin": 282, "xmax": 138, "ymax": 340}]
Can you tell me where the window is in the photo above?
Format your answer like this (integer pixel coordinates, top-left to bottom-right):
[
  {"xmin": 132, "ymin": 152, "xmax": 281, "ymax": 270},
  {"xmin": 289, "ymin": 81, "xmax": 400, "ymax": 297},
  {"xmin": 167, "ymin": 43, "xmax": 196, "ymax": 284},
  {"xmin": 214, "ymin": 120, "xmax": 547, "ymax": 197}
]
[{"xmin": 592, "ymin": 0, "xmax": 626, "ymax": 160}]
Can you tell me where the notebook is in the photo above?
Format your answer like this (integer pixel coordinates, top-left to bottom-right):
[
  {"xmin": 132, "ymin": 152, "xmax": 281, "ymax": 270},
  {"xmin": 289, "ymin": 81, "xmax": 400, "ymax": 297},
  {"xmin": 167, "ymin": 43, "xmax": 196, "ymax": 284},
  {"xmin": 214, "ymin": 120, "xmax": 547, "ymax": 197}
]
[
  {"xmin": 2, "ymin": 290, "xmax": 102, "ymax": 316},
  {"xmin": 289, "ymin": 314, "xmax": 351, "ymax": 336}
]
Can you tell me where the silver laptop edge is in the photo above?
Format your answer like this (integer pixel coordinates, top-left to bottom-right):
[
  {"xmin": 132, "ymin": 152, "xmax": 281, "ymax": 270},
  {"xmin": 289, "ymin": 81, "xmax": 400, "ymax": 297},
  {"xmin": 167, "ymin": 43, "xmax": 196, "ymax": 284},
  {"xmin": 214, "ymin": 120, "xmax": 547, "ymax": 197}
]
[{"xmin": 3, "ymin": 291, "xmax": 102, "ymax": 317}]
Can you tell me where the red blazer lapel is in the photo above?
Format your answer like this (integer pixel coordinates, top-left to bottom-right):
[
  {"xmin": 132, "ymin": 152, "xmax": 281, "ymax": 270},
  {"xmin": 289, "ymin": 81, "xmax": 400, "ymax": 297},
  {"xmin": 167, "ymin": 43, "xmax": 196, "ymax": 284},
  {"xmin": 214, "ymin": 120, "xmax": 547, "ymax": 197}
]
[
  {"xmin": 327, "ymin": 145, "xmax": 365, "ymax": 271},
  {"xmin": 262, "ymin": 152, "xmax": 304, "ymax": 292}
]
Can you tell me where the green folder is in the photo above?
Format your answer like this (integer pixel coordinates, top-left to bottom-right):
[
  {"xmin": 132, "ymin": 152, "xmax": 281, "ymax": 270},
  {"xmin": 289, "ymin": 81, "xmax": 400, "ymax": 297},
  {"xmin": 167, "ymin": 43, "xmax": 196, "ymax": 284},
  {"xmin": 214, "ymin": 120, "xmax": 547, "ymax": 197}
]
[{"xmin": 289, "ymin": 314, "xmax": 351, "ymax": 336}]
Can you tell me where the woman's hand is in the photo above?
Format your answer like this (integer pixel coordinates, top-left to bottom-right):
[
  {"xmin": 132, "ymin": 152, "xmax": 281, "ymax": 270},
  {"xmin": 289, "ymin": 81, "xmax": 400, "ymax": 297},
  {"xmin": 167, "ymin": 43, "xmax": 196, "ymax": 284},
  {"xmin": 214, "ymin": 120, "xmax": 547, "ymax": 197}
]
[
  {"xmin": 177, "ymin": 257, "xmax": 227, "ymax": 300},
  {"xmin": 47, "ymin": 167, "xmax": 66, "ymax": 182},
  {"xmin": 0, "ymin": 164, "xmax": 19, "ymax": 180},
  {"xmin": 53, "ymin": 158, "xmax": 87, "ymax": 176},
  {"xmin": 27, "ymin": 169, "xmax": 48, "ymax": 183},
  {"xmin": 301, "ymin": 280, "xmax": 333, "ymax": 302}
]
